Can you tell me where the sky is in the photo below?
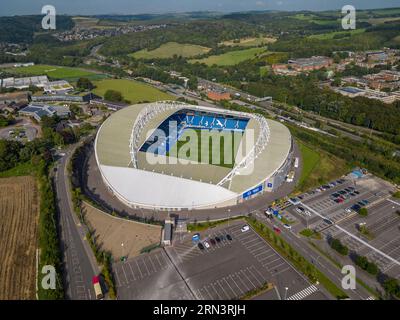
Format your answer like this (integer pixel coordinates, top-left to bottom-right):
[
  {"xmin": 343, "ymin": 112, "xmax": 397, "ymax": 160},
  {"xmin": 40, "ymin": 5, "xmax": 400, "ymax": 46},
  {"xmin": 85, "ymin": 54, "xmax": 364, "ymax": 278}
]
[{"xmin": 0, "ymin": 0, "xmax": 399, "ymax": 16}]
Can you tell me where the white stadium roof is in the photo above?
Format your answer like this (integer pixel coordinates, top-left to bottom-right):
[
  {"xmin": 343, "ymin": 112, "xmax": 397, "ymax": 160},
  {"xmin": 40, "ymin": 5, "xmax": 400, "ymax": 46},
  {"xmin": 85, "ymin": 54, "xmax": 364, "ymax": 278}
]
[{"xmin": 95, "ymin": 102, "xmax": 292, "ymax": 210}]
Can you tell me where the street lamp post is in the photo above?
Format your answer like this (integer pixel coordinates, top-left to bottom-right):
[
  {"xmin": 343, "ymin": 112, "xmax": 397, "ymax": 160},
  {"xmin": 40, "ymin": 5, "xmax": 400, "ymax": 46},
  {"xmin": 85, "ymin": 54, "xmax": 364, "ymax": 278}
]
[{"xmin": 284, "ymin": 287, "xmax": 289, "ymax": 300}]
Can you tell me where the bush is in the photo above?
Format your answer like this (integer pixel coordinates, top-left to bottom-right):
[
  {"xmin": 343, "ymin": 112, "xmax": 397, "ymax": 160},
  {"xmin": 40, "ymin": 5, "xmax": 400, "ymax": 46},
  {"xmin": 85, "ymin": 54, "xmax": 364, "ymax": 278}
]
[
  {"xmin": 330, "ymin": 238, "xmax": 349, "ymax": 256},
  {"xmin": 359, "ymin": 208, "xmax": 368, "ymax": 217},
  {"xmin": 393, "ymin": 191, "xmax": 400, "ymax": 199},
  {"xmin": 37, "ymin": 160, "xmax": 64, "ymax": 299},
  {"xmin": 104, "ymin": 89, "xmax": 123, "ymax": 102},
  {"xmin": 383, "ymin": 277, "xmax": 400, "ymax": 299},
  {"xmin": 355, "ymin": 255, "xmax": 379, "ymax": 276}
]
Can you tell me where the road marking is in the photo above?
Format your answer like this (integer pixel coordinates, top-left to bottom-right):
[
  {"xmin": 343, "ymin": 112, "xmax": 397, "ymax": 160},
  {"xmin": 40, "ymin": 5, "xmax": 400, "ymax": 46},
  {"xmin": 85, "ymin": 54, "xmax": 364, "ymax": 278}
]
[
  {"xmin": 387, "ymin": 199, "xmax": 400, "ymax": 206},
  {"xmin": 301, "ymin": 202, "xmax": 400, "ymax": 267},
  {"xmin": 287, "ymin": 285, "xmax": 318, "ymax": 300}
]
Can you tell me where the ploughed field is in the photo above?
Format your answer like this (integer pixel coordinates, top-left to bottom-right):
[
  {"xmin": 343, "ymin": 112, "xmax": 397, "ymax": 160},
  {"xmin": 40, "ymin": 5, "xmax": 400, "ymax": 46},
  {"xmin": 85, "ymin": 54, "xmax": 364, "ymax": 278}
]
[{"xmin": 0, "ymin": 176, "xmax": 39, "ymax": 299}]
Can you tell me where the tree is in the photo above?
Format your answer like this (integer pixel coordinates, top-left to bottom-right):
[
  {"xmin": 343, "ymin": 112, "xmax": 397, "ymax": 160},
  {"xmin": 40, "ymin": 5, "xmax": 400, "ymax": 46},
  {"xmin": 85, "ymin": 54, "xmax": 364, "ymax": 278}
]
[
  {"xmin": 383, "ymin": 277, "xmax": 400, "ymax": 299},
  {"xmin": 104, "ymin": 89, "xmax": 123, "ymax": 102},
  {"xmin": 330, "ymin": 238, "xmax": 349, "ymax": 255},
  {"xmin": 359, "ymin": 208, "xmax": 368, "ymax": 217},
  {"xmin": 76, "ymin": 78, "xmax": 94, "ymax": 90},
  {"xmin": 0, "ymin": 139, "xmax": 23, "ymax": 171}
]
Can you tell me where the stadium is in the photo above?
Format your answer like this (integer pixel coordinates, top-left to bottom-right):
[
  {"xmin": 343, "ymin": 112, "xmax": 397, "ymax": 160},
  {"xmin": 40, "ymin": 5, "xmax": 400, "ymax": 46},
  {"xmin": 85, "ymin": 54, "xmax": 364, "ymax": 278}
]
[{"xmin": 94, "ymin": 101, "xmax": 293, "ymax": 210}]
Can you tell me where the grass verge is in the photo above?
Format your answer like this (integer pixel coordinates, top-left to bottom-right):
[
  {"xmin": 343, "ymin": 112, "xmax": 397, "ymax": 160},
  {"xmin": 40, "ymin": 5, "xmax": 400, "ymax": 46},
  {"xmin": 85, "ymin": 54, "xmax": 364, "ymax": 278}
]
[{"xmin": 187, "ymin": 216, "xmax": 245, "ymax": 232}]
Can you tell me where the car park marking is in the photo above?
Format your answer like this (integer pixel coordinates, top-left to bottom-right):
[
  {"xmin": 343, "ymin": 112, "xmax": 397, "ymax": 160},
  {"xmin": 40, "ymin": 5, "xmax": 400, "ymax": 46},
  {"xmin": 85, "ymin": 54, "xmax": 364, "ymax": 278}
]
[
  {"xmin": 120, "ymin": 264, "xmax": 129, "ymax": 284},
  {"xmin": 301, "ymin": 202, "xmax": 400, "ymax": 267},
  {"xmin": 127, "ymin": 261, "xmax": 137, "ymax": 281},
  {"xmin": 272, "ymin": 266, "xmax": 291, "ymax": 277}
]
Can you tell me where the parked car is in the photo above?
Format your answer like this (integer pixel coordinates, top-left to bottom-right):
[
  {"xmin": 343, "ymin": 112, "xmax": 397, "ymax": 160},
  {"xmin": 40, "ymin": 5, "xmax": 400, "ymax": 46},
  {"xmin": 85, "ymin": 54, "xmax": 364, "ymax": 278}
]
[
  {"xmin": 283, "ymin": 224, "xmax": 292, "ymax": 230},
  {"xmin": 226, "ymin": 234, "xmax": 233, "ymax": 241},
  {"xmin": 273, "ymin": 225, "xmax": 281, "ymax": 234},
  {"xmin": 215, "ymin": 236, "xmax": 221, "ymax": 243},
  {"xmin": 210, "ymin": 239, "xmax": 216, "ymax": 245},
  {"xmin": 345, "ymin": 208, "xmax": 352, "ymax": 213},
  {"xmin": 241, "ymin": 225, "xmax": 250, "ymax": 232},
  {"xmin": 198, "ymin": 243, "xmax": 205, "ymax": 250},
  {"xmin": 203, "ymin": 241, "xmax": 210, "ymax": 249}
]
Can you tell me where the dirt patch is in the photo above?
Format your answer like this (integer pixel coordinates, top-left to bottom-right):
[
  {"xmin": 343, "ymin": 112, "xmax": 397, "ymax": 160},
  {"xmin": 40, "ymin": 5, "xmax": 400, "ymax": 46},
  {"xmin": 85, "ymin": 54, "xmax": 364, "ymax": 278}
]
[
  {"xmin": 82, "ymin": 202, "xmax": 162, "ymax": 259},
  {"xmin": 0, "ymin": 176, "xmax": 39, "ymax": 300}
]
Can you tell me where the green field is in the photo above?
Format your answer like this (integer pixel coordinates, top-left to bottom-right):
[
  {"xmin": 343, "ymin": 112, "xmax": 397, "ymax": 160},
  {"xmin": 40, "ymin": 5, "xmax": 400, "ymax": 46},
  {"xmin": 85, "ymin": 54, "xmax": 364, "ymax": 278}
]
[
  {"xmin": 292, "ymin": 13, "xmax": 339, "ymax": 26},
  {"xmin": 298, "ymin": 142, "xmax": 320, "ymax": 187},
  {"xmin": 5, "ymin": 64, "xmax": 105, "ymax": 81},
  {"xmin": 190, "ymin": 47, "xmax": 266, "ymax": 66},
  {"xmin": 92, "ymin": 79, "xmax": 175, "ymax": 103},
  {"xmin": 297, "ymin": 140, "xmax": 348, "ymax": 192},
  {"xmin": 166, "ymin": 128, "xmax": 243, "ymax": 169},
  {"xmin": 130, "ymin": 42, "xmax": 211, "ymax": 59},
  {"xmin": 308, "ymin": 28, "xmax": 365, "ymax": 40},
  {"xmin": 219, "ymin": 36, "xmax": 276, "ymax": 47}
]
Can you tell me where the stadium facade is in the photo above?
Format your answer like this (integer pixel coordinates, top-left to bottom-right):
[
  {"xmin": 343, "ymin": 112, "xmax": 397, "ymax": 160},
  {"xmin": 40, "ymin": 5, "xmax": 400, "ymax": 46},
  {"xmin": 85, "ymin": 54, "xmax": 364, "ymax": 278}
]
[{"xmin": 95, "ymin": 101, "xmax": 293, "ymax": 210}]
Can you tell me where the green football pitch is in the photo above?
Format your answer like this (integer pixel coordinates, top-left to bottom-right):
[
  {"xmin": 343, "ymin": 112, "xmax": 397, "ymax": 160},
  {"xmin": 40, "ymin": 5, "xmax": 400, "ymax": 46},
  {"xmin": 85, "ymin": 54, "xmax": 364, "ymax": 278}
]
[{"xmin": 166, "ymin": 128, "xmax": 244, "ymax": 169}]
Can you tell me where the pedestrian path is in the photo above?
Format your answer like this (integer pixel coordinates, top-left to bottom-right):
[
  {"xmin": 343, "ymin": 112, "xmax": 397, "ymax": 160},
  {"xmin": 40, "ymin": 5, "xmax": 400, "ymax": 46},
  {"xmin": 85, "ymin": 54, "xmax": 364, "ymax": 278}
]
[{"xmin": 287, "ymin": 285, "xmax": 318, "ymax": 300}]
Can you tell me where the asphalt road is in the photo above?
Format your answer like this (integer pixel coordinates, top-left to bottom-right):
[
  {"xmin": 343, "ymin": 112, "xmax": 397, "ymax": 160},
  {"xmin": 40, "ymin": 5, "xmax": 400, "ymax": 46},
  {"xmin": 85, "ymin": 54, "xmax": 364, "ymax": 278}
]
[{"xmin": 55, "ymin": 144, "xmax": 99, "ymax": 300}]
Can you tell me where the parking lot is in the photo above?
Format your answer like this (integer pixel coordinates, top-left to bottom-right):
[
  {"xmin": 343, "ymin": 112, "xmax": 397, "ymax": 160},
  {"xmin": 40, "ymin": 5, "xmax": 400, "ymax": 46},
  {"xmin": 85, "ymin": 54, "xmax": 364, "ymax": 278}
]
[
  {"xmin": 286, "ymin": 174, "xmax": 400, "ymax": 279},
  {"xmin": 287, "ymin": 175, "xmax": 394, "ymax": 232},
  {"xmin": 324, "ymin": 198, "xmax": 400, "ymax": 278},
  {"xmin": 113, "ymin": 221, "xmax": 327, "ymax": 300}
]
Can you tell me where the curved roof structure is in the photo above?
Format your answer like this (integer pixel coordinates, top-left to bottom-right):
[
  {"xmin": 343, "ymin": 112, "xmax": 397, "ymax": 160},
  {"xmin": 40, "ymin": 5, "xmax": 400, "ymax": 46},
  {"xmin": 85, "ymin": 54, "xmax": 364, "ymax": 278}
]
[{"xmin": 95, "ymin": 102, "xmax": 291, "ymax": 209}]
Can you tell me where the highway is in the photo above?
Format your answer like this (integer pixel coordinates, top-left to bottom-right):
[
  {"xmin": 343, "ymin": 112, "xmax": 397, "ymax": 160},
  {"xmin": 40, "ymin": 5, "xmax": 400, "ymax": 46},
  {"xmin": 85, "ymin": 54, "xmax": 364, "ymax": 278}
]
[{"xmin": 55, "ymin": 143, "xmax": 99, "ymax": 300}]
